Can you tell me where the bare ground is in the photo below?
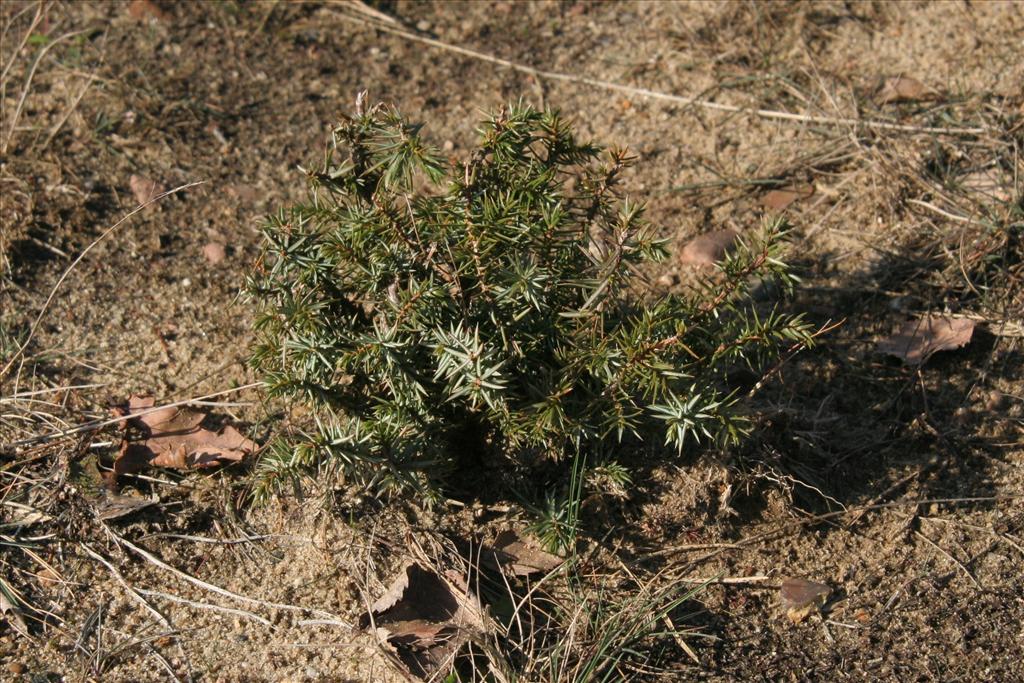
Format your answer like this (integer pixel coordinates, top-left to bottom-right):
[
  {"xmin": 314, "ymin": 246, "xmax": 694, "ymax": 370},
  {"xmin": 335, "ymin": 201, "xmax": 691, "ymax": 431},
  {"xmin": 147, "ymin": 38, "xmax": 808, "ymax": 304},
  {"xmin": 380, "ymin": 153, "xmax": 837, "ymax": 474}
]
[{"xmin": 1, "ymin": 1, "xmax": 1022, "ymax": 681}]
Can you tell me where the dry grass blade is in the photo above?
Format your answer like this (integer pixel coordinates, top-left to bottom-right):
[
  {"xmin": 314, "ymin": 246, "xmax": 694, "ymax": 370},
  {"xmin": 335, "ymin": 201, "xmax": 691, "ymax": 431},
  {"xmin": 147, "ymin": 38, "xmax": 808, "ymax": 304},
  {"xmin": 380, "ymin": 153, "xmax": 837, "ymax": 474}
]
[
  {"xmin": 136, "ymin": 588, "xmax": 273, "ymax": 627},
  {"xmin": 80, "ymin": 542, "xmax": 171, "ymax": 628},
  {"xmin": 112, "ymin": 532, "xmax": 351, "ymax": 626},
  {"xmin": 3, "ymin": 20, "xmax": 89, "ymax": 153},
  {"xmin": 7, "ymin": 382, "xmax": 264, "ymax": 449},
  {"xmin": 329, "ymin": 8, "xmax": 988, "ymax": 136}
]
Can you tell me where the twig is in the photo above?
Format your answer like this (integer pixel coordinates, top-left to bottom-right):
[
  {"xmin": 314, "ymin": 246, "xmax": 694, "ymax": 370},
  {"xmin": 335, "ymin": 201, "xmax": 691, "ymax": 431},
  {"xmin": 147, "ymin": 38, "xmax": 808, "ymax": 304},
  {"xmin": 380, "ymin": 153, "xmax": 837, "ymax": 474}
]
[
  {"xmin": 7, "ymin": 381, "xmax": 264, "ymax": 448},
  {"xmin": 41, "ymin": 68, "xmax": 99, "ymax": 151},
  {"xmin": 845, "ymin": 467, "xmax": 927, "ymax": 529},
  {"xmin": 2, "ymin": 382, "xmax": 110, "ymax": 400},
  {"xmin": 111, "ymin": 532, "xmax": 352, "ymax": 627},
  {"xmin": 662, "ymin": 612, "xmax": 701, "ymax": 666},
  {"xmin": 139, "ymin": 532, "xmax": 278, "ymax": 545},
  {"xmin": 913, "ymin": 530, "xmax": 981, "ymax": 589},
  {"xmin": 341, "ymin": 0, "xmax": 398, "ymax": 25},
  {"xmin": 4, "ymin": 24, "xmax": 89, "ymax": 153},
  {"xmin": 1, "ymin": 181, "xmax": 207, "ymax": 381},
  {"xmin": 296, "ymin": 618, "xmax": 355, "ymax": 628},
  {"xmin": 673, "ymin": 575, "xmax": 771, "ymax": 585},
  {"xmin": 80, "ymin": 543, "xmax": 171, "ymax": 628},
  {"xmin": 907, "ymin": 198, "xmax": 985, "ymax": 226},
  {"xmin": 640, "ymin": 542, "xmax": 741, "ymax": 559},
  {"xmin": 0, "ymin": 2, "xmax": 47, "ymax": 86},
  {"xmin": 136, "ymin": 589, "xmax": 273, "ymax": 627},
  {"xmin": 330, "ymin": 9, "xmax": 988, "ymax": 137}
]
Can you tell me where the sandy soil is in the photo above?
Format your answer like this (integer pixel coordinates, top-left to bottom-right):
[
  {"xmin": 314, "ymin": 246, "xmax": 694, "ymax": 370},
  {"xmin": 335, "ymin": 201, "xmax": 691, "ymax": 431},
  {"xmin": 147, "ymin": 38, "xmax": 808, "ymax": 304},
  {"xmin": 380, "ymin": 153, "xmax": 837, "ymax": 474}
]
[{"xmin": 2, "ymin": 1, "xmax": 1022, "ymax": 681}]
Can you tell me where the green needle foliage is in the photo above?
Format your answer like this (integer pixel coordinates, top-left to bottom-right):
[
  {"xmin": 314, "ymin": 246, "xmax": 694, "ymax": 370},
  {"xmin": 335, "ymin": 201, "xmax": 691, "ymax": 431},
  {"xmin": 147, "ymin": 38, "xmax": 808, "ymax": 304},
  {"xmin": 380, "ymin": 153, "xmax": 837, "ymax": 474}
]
[{"xmin": 246, "ymin": 96, "xmax": 813, "ymax": 503}]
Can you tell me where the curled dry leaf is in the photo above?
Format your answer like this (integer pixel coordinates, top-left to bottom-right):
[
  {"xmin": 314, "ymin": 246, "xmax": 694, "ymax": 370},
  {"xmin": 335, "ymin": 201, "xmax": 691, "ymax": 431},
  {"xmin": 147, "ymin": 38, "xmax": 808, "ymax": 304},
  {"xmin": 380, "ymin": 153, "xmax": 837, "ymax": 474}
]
[
  {"xmin": 762, "ymin": 184, "xmax": 815, "ymax": 211},
  {"xmin": 361, "ymin": 562, "xmax": 487, "ymax": 680},
  {"xmin": 488, "ymin": 529, "xmax": 564, "ymax": 577},
  {"xmin": 877, "ymin": 316, "xmax": 975, "ymax": 365},
  {"xmin": 679, "ymin": 228, "xmax": 739, "ymax": 267},
  {"xmin": 127, "ymin": 0, "xmax": 169, "ymax": 22},
  {"xmin": 877, "ymin": 76, "xmax": 927, "ymax": 104},
  {"xmin": 112, "ymin": 396, "xmax": 258, "ymax": 476},
  {"xmin": 203, "ymin": 242, "xmax": 226, "ymax": 265},
  {"xmin": 129, "ymin": 174, "xmax": 162, "ymax": 205},
  {"xmin": 780, "ymin": 576, "xmax": 830, "ymax": 623}
]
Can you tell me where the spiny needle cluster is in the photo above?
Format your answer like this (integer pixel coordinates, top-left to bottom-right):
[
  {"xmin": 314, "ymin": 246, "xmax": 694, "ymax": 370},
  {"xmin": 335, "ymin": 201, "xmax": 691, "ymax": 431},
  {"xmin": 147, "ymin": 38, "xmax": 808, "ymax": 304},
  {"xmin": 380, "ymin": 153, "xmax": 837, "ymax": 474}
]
[{"xmin": 246, "ymin": 97, "xmax": 812, "ymax": 502}]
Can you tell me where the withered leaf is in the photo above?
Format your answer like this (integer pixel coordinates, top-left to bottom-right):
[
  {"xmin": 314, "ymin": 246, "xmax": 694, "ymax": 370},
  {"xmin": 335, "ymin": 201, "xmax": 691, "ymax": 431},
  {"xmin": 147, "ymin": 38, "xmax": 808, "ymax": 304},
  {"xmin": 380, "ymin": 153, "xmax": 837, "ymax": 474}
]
[
  {"xmin": 489, "ymin": 530, "xmax": 564, "ymax": 576},
  {"xmin": 762, "ymin": 185, "xmax": 815, "ymax": 211},
  {"xmin": 781, "ymin": 576, "xmax": 830, "ymax": 623},
  {"xmin": 877, "ymin": 316, "xmax": 975, "ymax": 365},
  {"xmin": 365, "ymin": 562, "xmax": 459, "ymax": 625},
  {"xmin": 362, "ymin": 562, "xmax": 487, "ymax": 680},
  {"xmin": 129, "ymin": 174, "xmax": 162, "ymax": 205},
  {"xmin": 877, "ymin": 76, "xmax": 927, "ymax": 104},
  {"xmin": 113, "ymin": 395, "xmax": 258, "ymax": 475},
  {"xmin": 679, "ymin": 229, "xmax": 739, "ymax": 267},
  {"xmin": 127, "ymin": 0, "xmax": 169, "ymax": 22}
]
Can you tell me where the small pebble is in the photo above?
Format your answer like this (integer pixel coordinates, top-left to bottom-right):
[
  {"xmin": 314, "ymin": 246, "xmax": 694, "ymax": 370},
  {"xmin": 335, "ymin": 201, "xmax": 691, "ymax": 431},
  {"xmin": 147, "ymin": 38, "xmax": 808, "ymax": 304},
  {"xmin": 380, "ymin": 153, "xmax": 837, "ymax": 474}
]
[
  {"xmin": 7, "ymin": 662, "xmax": 26, "ymax": 675},
  {"xmin": 416, "ymin": 20, "xmax": 432, "ymax": 32}
]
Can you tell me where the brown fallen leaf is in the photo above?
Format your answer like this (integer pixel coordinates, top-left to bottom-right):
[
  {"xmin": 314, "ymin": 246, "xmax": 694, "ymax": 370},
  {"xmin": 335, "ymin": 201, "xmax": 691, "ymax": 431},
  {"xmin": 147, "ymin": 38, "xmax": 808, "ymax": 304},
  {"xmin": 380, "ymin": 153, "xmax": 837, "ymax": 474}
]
[
  {"xmin": 127, "ymin": 0, "xmax": 169, "ymax": 22},
  {"xmin": 780, "ymin": 576, "xmax": 830, "ymax": 623},
  {"xmin": 203, "ymin": 242, "xmax": 226, "ymax": 265},
  {"xmin": 129, "ymin": 174, "xmax": 162, "ymax": 205},
  {"xmin": 362, "ymin": 562, "xmax": 487, "ymax": 680},
  {"xmin": 762, "ymin": 185, "xmax": 815, "ymax": 212},
  {"xmin": 877, "ymin": 75, "xmax": 927, "ymax": 104},
  {"xmin": 113, "ymin": 395, "xmax": 258, "ymax": 475},
  {"xmin": 877, "ymin": 316, "xmax": 975, "ymax": 365},
  {"xmin": 488, "ymin": 529, "xmax": 564, "ymax": 576},
  {"xmin": 679, "ymin": 228, "xmax": 739, "ymax": 267}
]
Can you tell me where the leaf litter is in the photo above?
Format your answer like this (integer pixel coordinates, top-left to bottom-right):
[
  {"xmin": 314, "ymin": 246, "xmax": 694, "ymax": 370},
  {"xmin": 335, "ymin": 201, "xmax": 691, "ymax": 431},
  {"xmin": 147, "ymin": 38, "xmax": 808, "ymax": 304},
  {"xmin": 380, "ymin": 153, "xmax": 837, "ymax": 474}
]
[
  {"xmin": 359, "ymin": 529, "xmax": 566, "ymax": 679},
  {"xmin": 762, "ymin": 184, "xmax": 815, "ymax": 211},
  {"xmin": 129, "ymin": 174, "xmax": 162, "ymax": 205},
  {"xmin": 877, "ymin": 316, "xmax": 976, "ymax": 365},
  {"xmin": 487, "ymin": 529, "xmax": 564, "ymax": 576},
  {"xmin": 877, "ymin": 75, "xmax": 928, "ymax": 104},
  {"xmin": 111, "ymin": 395, "xmax": 258, "ymax": 480},
  {"xmin": 780, "ymin": 577, "xmax": 831, "ymax": 624},
  {"xmin": 679, "ymin": 228, "xmax": 739, "ymax": 266},
  {"xmin": 361, "ymin": 561, "xmax": 488, "ymax": 680}
]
